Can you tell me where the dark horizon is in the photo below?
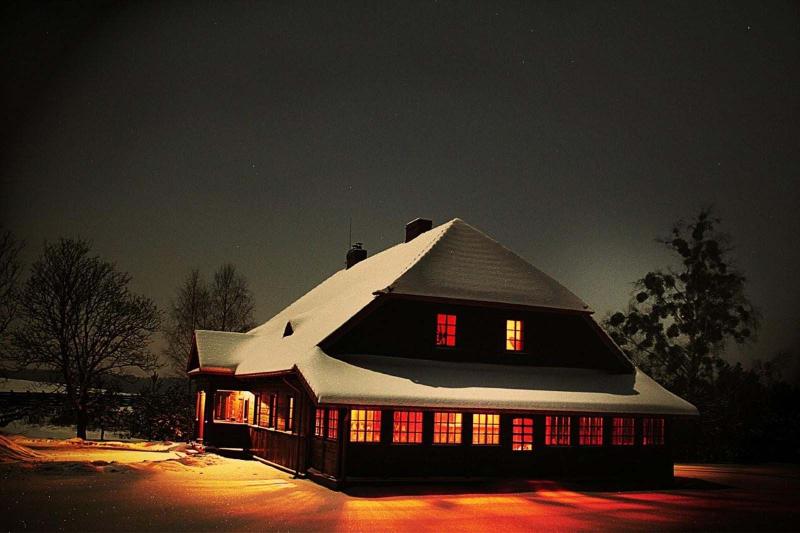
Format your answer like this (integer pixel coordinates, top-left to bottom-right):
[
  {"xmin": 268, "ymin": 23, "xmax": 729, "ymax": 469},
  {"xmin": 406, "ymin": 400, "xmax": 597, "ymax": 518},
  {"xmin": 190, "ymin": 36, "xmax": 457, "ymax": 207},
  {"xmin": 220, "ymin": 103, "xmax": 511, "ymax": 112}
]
[{"xmin": 2, "ymin": 1, "xmax": 798, "ymax": 370}]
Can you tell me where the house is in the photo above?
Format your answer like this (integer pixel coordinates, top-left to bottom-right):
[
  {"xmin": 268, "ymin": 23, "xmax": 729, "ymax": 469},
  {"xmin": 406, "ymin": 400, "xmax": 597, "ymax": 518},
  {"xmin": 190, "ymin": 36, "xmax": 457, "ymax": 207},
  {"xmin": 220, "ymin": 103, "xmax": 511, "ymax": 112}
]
[{"xmin": 187, "ymin": 218, "xmax": 698, "ymax": 487}]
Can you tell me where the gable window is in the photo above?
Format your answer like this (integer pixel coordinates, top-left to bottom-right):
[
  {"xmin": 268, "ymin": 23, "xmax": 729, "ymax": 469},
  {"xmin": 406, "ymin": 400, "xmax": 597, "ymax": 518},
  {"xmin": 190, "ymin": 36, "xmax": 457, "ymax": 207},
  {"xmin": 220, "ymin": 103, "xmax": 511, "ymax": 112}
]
[
  {"xmin": 393, "ymin": 411, "xmax": 423, "ymax": 444},
  {"xmin": 350, "ymin": 409, "xmax": 381, "ymax": 442},
  {"xmin": 506, "ymin": 320, "xmax": 523, "ymax": 351},
  {"xmin": 578, "ymin": 416, "xmax": 604, "ymax": 446},
  {"xmin": 512, "ymin": 417, "xmax": 534, "ymax": 451},
  {"xmin": 314, "ymin": 408, "xmax": 325, "ymax": 437},
  {"xmin": 612, "ymin": 417, "xmax": 635, "ymax": 445},
  {"xmin": 327, "ymin": 409, "xmax": 339, "ymax": 440},
  {"xmin": 472, "ymin": 413, "xmax": 500, "ymax": 445},
  {"xmin": 642, "ymin": 417, "xmax": 665, "ymax": 446},
  {"xmin": 436, "ymin": 313, "xmax": 457, "ymax": 347},
  {"xmin": 433, "ymin": 412, "xmax": 462, "ymax": 444},
  {"xmin": 545, "ymin": 415, "xmax": 571, "ymax": 446}
]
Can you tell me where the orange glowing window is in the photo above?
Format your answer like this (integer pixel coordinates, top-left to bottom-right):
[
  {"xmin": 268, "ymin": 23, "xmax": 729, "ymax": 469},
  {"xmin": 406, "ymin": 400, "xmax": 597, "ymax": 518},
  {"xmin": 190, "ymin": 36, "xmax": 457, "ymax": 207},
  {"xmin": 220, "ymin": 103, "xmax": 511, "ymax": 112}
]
[
  {"xmin": 578, "ymin": 416, "xmax": 604, "ymax": 446},
  {"xmin": 612, "ymin": 417, "xmax": 635, "ymax": 445},
  {"xmin": 393, "ymin": 411, "xmax": 423, "ymax": 444},
  {"xmin": 327, "ymin": 409, "xmax": 339, "ymax": 441},
  {"xmin": 314, "ymin": 408, "xmax": 325, "ymax": 437},
  {"xmin": 436, "ymin": 313, "xmax": 457, "ymax": 347},
  {"xmin": 257, "ymin": 394, "xmax": 271, "ymax": 428},
  {"xmin": 212, "ymin": 390, "xmax": 255, "ymax": 424},
  {"xmin": 350, "ymin": 409, "xmax": 381, "ymax": 443},
  {"xmin": 512, "ymin": 417, "xmax": 534, "ymax": 451},
  {"xmin": 506, "ymin": 320, "xmax": 523, "ymax": 351},
  {"xmin": 275, "ymin": 394, "xmax": 294, "ymax": 432},
  {"xmin": 433, "ymin": 412, "xmax": 462, "ymax": 444},
  {"xmin": 545, "ymin": 415, "xmax": 571, "ymax": 446},
  {"xmin": 642, "ymin": 417, "xmax": 665, "ymax": 446},
  {"xmin": 472, "ymin": 413, "xmax": 500, "ymax": 445}
]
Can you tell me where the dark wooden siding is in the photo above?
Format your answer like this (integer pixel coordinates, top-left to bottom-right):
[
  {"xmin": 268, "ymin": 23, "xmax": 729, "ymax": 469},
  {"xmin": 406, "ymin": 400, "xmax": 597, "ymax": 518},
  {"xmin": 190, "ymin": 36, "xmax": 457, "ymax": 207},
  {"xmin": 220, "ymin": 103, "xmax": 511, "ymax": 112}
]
[
  {"xmin": 250, "ymin": 427, "xmax": 307, "ymax": 471},
  {"xmin": 325, "ymin": 298, "xmax": 628, "ymax": 371},
  {"xmin": 310, "ymin": 436, "xmax": 340, "ymax": 477}
]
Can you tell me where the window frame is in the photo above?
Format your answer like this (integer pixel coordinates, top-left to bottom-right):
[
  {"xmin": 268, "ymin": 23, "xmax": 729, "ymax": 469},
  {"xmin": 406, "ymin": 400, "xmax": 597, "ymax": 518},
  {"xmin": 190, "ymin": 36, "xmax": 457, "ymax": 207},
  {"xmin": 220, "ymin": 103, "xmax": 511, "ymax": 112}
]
[
  {"xmin": 349, "ymin": 409, "xmax": 382, "ymax": 443},
  {"xmin": 612, "ymin": 417, "xmax": 635, "ymax": 446},
  {"xmin": 472, "ymin": 413, "xmax": 500, "ymax": 445},
  {"xmin": 326, "ymin": 409, "xmax": 339, "ymax": 441},
  {"xmin": 435, "ymin": 313, "xmax": 457, "ymax": 347},
  {"xmin": 433, "ymin": 412, "xmax": 463, "ymax": 445},
  {"xmin": 642, "ymin": 417, "xmax": 665, "ymax": 446},
  {"xmin": 578, "ymin": 416, "xmax": 604, "ymax": 446},
  {"xmin": 545, "ymin": 415, "xmax": 572, "ymax": 446},
  {"xmin": 505, "ymin": 319, "xmax": 524, "ymax": 352},
  {"xmin": 256, "ymin": 393, "xmax": 272, "ymax": 428},
  {"xmin": 314, "ymin": 408, "xmax": 325, "ymax": 437},
  {"xmin": 392, "ymin": 410, "xmax": 424, "ymax": 444},
  {"xmin": 512, "ymin": 417, "xmax": 534, "ymax": 451}
]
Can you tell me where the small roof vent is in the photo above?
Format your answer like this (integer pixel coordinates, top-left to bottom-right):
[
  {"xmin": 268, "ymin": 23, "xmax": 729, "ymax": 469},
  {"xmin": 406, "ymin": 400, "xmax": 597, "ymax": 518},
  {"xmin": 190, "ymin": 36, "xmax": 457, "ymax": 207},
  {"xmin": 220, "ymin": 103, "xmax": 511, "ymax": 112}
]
[
  {"xmin": 283, "ymin": 322, "xmax": 294, "ymax": 337},
  {"xmin": 405, "ymin": 218, "xmax": 433, "ymax": 242}
]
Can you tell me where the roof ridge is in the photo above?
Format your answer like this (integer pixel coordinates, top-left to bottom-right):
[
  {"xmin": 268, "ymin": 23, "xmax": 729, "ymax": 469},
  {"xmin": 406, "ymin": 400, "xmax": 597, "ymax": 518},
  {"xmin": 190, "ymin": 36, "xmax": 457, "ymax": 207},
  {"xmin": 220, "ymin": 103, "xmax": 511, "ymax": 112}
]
[{"xmin": 379, "ymin": 219, "xmax": 456, "ymax": 293}]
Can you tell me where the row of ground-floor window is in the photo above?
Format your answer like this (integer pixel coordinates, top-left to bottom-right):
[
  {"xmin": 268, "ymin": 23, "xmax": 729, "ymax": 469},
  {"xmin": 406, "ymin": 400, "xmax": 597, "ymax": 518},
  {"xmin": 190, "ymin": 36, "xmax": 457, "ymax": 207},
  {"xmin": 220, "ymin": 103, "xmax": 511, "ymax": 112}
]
[
  {"xmin": 202, "ymin": 390, "xmax": 665, "ymax": 449},
  {"xmin": 315, "ymin": 408, "xmax": 664, "ymax": 448}
]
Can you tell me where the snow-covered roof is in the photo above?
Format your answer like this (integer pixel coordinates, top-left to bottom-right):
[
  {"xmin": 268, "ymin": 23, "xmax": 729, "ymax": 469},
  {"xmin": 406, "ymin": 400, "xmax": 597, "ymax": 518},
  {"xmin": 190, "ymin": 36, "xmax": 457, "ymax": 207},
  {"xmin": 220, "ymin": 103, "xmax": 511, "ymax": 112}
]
[
  {"xmin": 189, "ymin": 218, "xmax": 697, "ymax": 416},
  {"xmin": 192, "ymin": 336, "xmax": 697, "ymax": 415}
]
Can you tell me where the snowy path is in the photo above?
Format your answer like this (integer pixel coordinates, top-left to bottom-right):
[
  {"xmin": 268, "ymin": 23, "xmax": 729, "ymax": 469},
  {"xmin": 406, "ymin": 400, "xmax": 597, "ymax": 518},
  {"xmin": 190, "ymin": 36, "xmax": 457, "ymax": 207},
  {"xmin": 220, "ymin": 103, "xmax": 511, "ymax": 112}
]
[{"xmin": 1, "ymin": 435, "xmax": 798, "ymax": 532}]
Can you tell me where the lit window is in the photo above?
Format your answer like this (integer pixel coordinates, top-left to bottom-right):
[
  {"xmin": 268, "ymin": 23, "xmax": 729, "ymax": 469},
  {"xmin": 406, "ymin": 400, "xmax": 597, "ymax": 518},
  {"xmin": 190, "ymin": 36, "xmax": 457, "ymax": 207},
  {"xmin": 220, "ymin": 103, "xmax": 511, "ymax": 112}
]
[
  {"xmin": 275, "ymin": 394, "xmax": 294, "ymax": 432},
  {"xmin": 433, "ymin": 412, "xmax": 462, "ymax": 444},
  {"xmin": 393, "ymin": 411, "xmax": 423, "ymax": 443},
  {"xmin": 212, "ymin": 390, "xmax": 255, "ymax": 423},
  {"xmin": 545, "ymin": 415, "xmax": 571, "ymax": 446},
  {"xmin": 472, "ymin": 413, "xmax": 500, "ymax": 445},
  {"xmin": 327, "ymin": 409, "xmax": 339, "ymax": 441},
  {"xmin": 506, "ymin": 320, "xmax": 523, "ymax": 351},
  {"xmin": 245, "ymin": 396, "xmax": 255, "ymax": 424},
  {"xmin": 578, "ymin": 416, "xmax": 604, "ymax": 446},
  {"xmin": 350, "ymin": 409, "xmax": 381, "ymax": 442},
  {"xmin": 257, "ymin": 394, "xmax": 271, "ymax": 428},
  {"xmin": 612, "ymin": 417, "xmax": 635, "ymax": 445},
  {"xmin": 436, "ymin": 313, "xmax": 457, "ymax": 347},
  {"xmin": 314, "ymin": 408, "xmax": 325, "ymax": 437},
  {"xmin": 512, "ymin": 417, "xmax": 534, "ymax": 451},
  {"xmin": 642, "ymin": 417, "xmax": 665, "ymax": 446}
]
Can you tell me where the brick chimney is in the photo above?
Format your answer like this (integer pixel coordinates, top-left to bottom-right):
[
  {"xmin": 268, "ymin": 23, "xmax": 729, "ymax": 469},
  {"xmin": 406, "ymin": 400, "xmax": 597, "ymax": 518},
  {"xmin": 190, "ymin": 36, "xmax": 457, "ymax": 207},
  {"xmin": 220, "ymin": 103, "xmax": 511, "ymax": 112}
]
[
  {"xmin": 345, "ymin": 242, "xmax": 367, "ymax": 269},
  {"xmin": 405, "ymin": 218, "xmax": 433, "ymax": 243}
]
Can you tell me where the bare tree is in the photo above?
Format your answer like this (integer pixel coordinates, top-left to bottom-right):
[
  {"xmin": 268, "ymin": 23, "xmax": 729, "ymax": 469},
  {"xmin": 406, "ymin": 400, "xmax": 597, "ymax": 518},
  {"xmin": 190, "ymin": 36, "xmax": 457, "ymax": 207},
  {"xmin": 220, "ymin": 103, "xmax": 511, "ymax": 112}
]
[
  {"xmin": 208, "ymin": 263, "xmax": 255, "ymax": 332},
  {"xmin": 0, "ymin": 229, "xmax": 24, "ymax": 346},
  {"xmin": 163, "ymin": 269, "xmax": 210, "ymax": 374},
  {"xmin": 12, "ymin": 239, "xmax": 160, "ymax": 438}
]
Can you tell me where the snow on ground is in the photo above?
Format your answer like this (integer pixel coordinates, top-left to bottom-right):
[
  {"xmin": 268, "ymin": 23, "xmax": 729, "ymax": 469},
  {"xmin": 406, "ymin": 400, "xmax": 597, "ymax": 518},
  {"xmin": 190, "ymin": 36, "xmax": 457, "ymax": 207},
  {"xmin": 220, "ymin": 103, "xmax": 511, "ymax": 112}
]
[
  {"xmin": 2, "ymin": 420, "xmax": 131, "ymax": 441},
  {"xmin": 0, "ymin": 433, "xmax": 798, "ymax": 532}
]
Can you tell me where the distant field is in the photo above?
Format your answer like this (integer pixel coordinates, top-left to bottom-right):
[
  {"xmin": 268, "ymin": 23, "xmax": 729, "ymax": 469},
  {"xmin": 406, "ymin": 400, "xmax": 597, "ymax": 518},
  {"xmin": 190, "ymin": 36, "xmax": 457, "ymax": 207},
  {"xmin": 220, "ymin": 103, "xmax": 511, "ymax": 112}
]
[{"xmin": 1, "ymin": 434, "xmax": 798, "ymax": 532}]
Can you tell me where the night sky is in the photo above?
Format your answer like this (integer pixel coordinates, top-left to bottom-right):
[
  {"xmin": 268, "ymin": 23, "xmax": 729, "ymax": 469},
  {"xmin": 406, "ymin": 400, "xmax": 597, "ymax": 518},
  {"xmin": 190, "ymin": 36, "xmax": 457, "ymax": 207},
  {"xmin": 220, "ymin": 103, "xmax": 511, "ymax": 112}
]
[{"xmin": 2, "ymin": 1, "xmax": 798, "ymax": 367}]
